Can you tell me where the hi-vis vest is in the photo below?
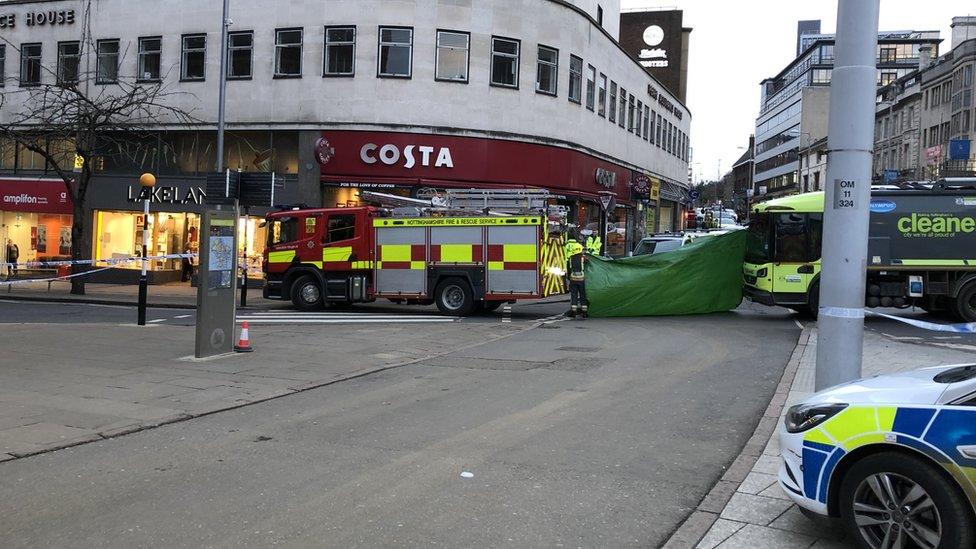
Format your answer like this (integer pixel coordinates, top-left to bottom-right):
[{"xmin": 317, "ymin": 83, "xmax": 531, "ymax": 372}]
[
  {"xmin": 564, "ymin": 240, "xmax": 585, "ymax": 282},
  {"xmin": 584, "ymin": 235, "xmax": 602, "ymax": 255}
]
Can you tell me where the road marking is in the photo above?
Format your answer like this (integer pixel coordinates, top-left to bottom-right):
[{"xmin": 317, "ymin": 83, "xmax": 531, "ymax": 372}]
[
  {"xmin": 148, "ymin": 318, "xmax": 167, "ymax": 323},
  {"xmin": 174, "ymin": 314, "xmax": 192, "ymax": 319},
  {"xmin": 793, "ymin": 319, "xmax": 805, "ymax": 330},
  {"xmin": 501, "ymin": 305, "xmax": 512, "ymax": 323},
  {"xmin": 237, "ymin": 318, "xmax": 456, "ymax": 324}
]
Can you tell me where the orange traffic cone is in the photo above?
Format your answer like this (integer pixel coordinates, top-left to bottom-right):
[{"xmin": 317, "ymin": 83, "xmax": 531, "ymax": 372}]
[{"xmin": 234, "ymin": 321, "xmax": 253, "ymax": 353}]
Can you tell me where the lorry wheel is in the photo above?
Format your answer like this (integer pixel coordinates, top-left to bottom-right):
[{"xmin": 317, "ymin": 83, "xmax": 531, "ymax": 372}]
[
  {"xmin": 434, "ymin": 277, "xmax": 475, "ymax": 316},
  {"xmin": 953, "ymin": 282, "xmax": 976, "ymax": 322},
  {"xmin": 291, "ymin": 275, "xmax": 324, "ymax": 311},
  {"xmin": 807, "ymin": 281, "xmax": 820, "ymax": 320}
]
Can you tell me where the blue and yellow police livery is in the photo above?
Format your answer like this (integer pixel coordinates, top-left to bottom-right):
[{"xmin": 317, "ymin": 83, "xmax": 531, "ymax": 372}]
[{"xmin": 779, "ymin": 364, "xmax": 976, "ymax": 548}]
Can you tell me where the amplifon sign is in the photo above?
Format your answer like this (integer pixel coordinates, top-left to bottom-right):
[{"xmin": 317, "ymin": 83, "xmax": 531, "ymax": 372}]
[
  {"xmin": 0, "ymin": 179, "xmax": 72, "ymax": 214},
  {"xmin": 360, "ymin": 143, "xmax": 454, "ymax": 169}
]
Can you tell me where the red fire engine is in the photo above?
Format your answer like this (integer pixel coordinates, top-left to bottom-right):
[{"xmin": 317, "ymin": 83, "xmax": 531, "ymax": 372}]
[{"xmin": 262, "ymin": 189, "xmax": 565, "ymax": 315}]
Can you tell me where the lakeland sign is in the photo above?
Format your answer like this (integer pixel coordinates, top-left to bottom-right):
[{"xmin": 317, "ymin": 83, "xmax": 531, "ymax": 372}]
[{"xmin": 127, "ymin": 185, "xmax": 206, "ymax": 205}]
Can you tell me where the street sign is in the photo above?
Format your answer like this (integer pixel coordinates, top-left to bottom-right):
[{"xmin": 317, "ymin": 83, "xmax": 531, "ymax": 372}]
[
  {"xmin": 690, "ymin": 190, "xmax": 701, "ymax": 200},
  {"xmin": 833, "ymin": 179, "xmax": 857, "ymax": 210},
  {"xmin": 883, "ymin": 169, "xmax": 898, "ymax": 183},
  {"xmin": 195, "ymin": 205, "xmax": 239, "ymax": 358},
  {"xmin": 949, "ymin": 139, "xmax": 971, "ymax": 161}
]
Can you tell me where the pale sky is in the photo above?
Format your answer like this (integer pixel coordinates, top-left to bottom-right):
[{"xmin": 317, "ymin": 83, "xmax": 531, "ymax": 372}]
[{"xmin": 620, "ymin": 0, "xmax": 974, "ymax": 183}]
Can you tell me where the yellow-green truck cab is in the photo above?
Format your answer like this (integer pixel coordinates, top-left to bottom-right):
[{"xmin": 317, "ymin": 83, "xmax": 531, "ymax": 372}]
[{"xmin": 744, "ymin": 185, "xmax": 976, "ymax": 321}]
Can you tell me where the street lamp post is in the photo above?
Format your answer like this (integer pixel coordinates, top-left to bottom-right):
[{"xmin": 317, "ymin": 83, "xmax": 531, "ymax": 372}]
[
  {"xmin": 137, "ymin": 172, "xmax": 156, "ymax": 326},
  {"xmin": 815, "ymin": 0, "xmax": 880, "ymax": 391}
]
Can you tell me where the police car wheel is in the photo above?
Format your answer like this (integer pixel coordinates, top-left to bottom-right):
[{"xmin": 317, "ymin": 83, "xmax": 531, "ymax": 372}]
[
  {"xmin": 291, "ymin": 275, "xmax": 324, "ymax": 311},
  {"xmin": 953, "ymin": 282, "xmax": 976, "ymax": 323},
  {"xmin": 435, "ymin": 278, "xmax": 474, "ymax": 316},
  {"xmin": 839, "ymin": 452, "xmax": 974, "ymax": 549}
]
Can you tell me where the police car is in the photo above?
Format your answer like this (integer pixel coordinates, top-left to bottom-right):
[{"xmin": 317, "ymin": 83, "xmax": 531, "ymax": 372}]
[{"xmin": 779, "ymin": 364, "xmax": 976, "ymax": 548}]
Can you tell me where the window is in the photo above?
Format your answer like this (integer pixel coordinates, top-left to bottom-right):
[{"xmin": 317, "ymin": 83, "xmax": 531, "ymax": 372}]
[
  {"xmin": 535, "ymin": 45, "xmax": 558, "ymax": 95},
  {"xmin": 181, "ymin": 34, "xmax": 206, "ymax": 81},
  {"xmin": 643, "ymin": 106, "xmax": 650, "ymax": 140},
  {"xmin": 326, "ymin": 215, "xmax": 356, "ymax": 242},
  {"xmin": 597, "ymin": 5, "xmax": 604, "ymax": 27},
  {"xmin": 656, "ymin": 114, "xmax": 663, "ymax": 145},
  {"xmin": 96, "ymin": 39, "xmax": 119, "ymax": 84},
  {"xmin": 618, "ymin": 87, "xmax": 626, "ymax": 128},
  {"xmin": 608, "ymin": 81, "xmax": 617, "ymax": 122},
  {"xmin": 585, "ymin": 64, "xmax": 596, "ymax": 110},
  {"xmin": 228, "ymin": 31, "xmax": 253, "ymax": 79},
  {"xmin": 568, "ymin": 55, "xmax": 582, "ymax": 103},
  {"xmin": 275, "ymin": 28, "xmax": 303, "ymax": 77},
  {"xmin": 137, "ymin": 37, "xmax": 161, "ymax": 81},
  {"xmin": 435, "ymin": 30, "xmax": 468, "ymax": 82},
  {"xmin": 650, "ymin": 110, "xmax": 656, "ymax": 144},
  {"xmin": 879, "ymin": 46, "xmax": 896, "ymax": 63},
  {"xmin": 635, "ymin": 100, "xmax": 642, "ymax": 136},
  {"xmin": 57, "ymin": 41, "xmax": 80, "ymax": 85},
  {"xmin": 627, "ymin": 94, "xmax": 635, "ymax": 133},
  {"xmin": 597, "ymin": 74, "xmax": 607, "ymax": 117},
  {"xmin": 325, "ymin": 27, "xmax": 356, "ymax": 77},
  {"xmin": 0, "ymin": 45, "xmax": 5, "ymax": 87},
  {"xmin": 20, "ymin": 43, "xmax": 42, "ymax": 86},
  {"xmin": 269, "ymin": 217, "xmax": 300, "ymax": 246},
  {"xmin": 966, "ymin": 65, "xmax": 973, "ymax": 87},
  {"xmin": 490, "ymin": 36, "xmax": 519, "ymax": 88},
  {"xmin": 377, "ymin": 27, "xmax": 412, "ymax": 78}
]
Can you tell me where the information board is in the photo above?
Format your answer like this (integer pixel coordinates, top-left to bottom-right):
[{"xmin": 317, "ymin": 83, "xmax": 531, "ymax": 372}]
[{"xmin": 195, "ymin": 205, "xmax": 239, "ymax": 358}]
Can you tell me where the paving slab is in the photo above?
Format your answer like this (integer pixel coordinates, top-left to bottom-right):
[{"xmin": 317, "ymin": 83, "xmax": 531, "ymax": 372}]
[
  {"xmin": 719, "ymin": 492, "xmax": 793, "ymax": 525},
  {"xmin": 715, "ymin": 524, "xmax": 817, "ymax": 548}
]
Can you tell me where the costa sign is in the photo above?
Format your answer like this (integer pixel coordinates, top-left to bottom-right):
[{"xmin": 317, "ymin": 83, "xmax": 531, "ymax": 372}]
[
  {"xmin": 314, "ymin": 137, "xmax": 335, "ymax": 166},
  {"xmin": 360, "ymin": 143, "xmax": 454, "ymax": 169}
]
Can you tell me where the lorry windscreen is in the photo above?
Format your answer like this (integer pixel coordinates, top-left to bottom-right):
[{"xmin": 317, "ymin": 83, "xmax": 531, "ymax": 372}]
[
  {"xmin": 268, "ymin": 217, "xmax": 300, "ymax": 246},
  {"xmin": 746, "ymin": 213, "xmax": 772, "ymax": 263}
]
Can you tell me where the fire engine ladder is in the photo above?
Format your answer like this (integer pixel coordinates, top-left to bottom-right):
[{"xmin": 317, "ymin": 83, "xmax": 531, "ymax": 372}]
[{"xmin": 359, "ymin": 188, "xmax": 551, "ymax": 216}]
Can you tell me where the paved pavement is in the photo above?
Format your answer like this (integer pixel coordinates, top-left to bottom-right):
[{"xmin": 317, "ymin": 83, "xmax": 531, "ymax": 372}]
[
  {"xmin": 1, "ymin": 280, "xmax": 232, "ymax": 308},
  {"xmin": 0, "ymin": 300, "xmax": 545, "ymax": 460},
  {"xmin": 674, "ymin": 325, "xmax": 976, "ymax": 549},
  {"xmin": 0, "ymin": 301, "xmax": 800, "ymax": 547}
]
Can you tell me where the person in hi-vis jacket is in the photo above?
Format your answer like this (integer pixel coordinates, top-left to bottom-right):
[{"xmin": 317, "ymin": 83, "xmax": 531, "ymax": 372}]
[{"xmin": 564, "ymin": 236, "xmax": 588, "ymax": 318}]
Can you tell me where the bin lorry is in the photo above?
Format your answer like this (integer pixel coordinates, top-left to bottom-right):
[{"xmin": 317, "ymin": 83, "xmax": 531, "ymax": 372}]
[
  {"xmin": 743, "ymin": 180, "xmax": 976, "ymax": 321},
  {"xmin": 262, "ymin": 189, "xmax": 566, "ymax": 315}
]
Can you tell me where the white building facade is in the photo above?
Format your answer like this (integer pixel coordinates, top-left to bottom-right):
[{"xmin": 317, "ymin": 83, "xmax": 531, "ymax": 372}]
[{"xmin": 0, "ymin": 0, "xmax": 691, "ymax": 272}]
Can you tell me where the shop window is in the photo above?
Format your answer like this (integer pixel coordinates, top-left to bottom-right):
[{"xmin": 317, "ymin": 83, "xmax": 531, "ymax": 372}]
[
  {"xmin": 325, "ymin": 26, "xmax": 356, "ymax": 77},
  {"xmin": 17, "ymin": 141, "xmax": 46, "ymax": 171},
  {"xmin": 490, "ymin": 36, "xmax": 519, "ymax": 89},
  {"xmin": 137, "ymin": 37, "xmax": 161, "ymax": 82},
  {"xmin": 96, "ymin": 39, "xmax": 119, "ymax": 84},
  {"xmin": 608, "ymin": 81, "xmax": 616, "ymax": 123},
  {"xmin": 535, "ymin": 45, "xmax": 557, "ymax": 95},
  {"xmin": 181, "ymin": 34, "xmax": 206, "ymax": 81},
  {"xmin": 585, "ymin": 64, "xmax": 596, "ymax": 110},
  {"xmin": 47, "ymin": 139, "xmax": 75, "ymax": 172},
  {"xmin": 159, "ymin": 131, "xmax": 200, "ymax": 175},
  {"xmin": 597, "ymin": 74, "xmax": 607, "ymax": 117},
  {"xmin": 326, "ymin": 215, "xmax": 356, "ymax": 242},
  {"xmin": 0, "ymin": 138, "xmax": 15, "ymax": 170},
  {"xmin": 568, "ymin": 55, "xmax": 582, "ymax": 103},
  {"xmin": 275, "ymin": 28, "xmax": 303, "ymax": 77},
  {"xmin": 20, "ymin": 43, "xmax": 42, "ymax": 86},
  {"xmin": 435, "ymin": 30, "xmax": 468, "ymax": 83},
  {"xmin": 272, "ymin": 131, "xmax": 299, "ymax": 174},
  {"xmin": 228, "ymin": 31, "xmax": 253, "ymax": 79},
  {"xmin": 57, "ymin": 41, "xmax": 80, "ymax": 85},
  {"xmin": 99, "ymin": 134, "xmax": 160, "ymax": 174},
  {"xmin": 0, "ymin": 212, "xmax": 74, "ymax": 266},
  {"xmin": 618, "ymin": 87, "xmax": 626, "ymax": 128},
  {"xmin": 378, "ymin": 26, "xmax": 412, "ymax": 78}
]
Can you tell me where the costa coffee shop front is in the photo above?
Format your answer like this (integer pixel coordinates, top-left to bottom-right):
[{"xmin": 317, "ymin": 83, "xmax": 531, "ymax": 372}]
[
  {"xmin": 315, "ymin": 130, "xmax": 653, "ymax": 256},
  {"xmin": 85, "ymin": 176, "xmax": 269, "ymax": 283}
]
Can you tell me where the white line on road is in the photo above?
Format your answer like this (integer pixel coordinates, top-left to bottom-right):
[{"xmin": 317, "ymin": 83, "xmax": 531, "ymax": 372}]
[
  {"xmin": 237, "ymin": 318, "xmax": 459, "ymax": 324},
  {"xmin": 793, "ymin": 319, "xmax": 805, "ymax": 330},
  {"xmin": 148, "ymin": 318, "xmax": 167, "ymax": 323},
  {"xmin": 174, "ymin": 314, "xmax": 192, "ymax": 319}
]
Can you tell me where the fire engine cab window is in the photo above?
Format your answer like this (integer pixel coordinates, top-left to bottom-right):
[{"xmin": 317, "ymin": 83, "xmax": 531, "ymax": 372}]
[
  {"xmin": 327, "ymin": 215, "xmax": 356, "ymax": 242},
  {"xmin": 774, "ymin": 213, "xmax": 808, "ymax": 263},
  {"xmin": 269, "ymin": 217, "xmax": 300, "ymax": 246}
]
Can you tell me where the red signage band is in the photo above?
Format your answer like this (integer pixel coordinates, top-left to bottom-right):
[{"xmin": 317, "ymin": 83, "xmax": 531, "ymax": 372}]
[
  {"xmin": 0, "ymin": 178, "xmax": 73, "ymax": 214},
  {"xmin": 317, "ymin": 130, "xmax": 636, "ymax": 200}
]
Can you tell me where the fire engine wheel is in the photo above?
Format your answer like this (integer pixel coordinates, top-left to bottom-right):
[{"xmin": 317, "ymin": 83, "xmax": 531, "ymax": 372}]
[
  {"xmin": 291, "ymin": 275, "xmax": 324, "ymax": 311},
  {"xmin": 435, "ymin": 277, "xmax": 475, "ymax": 316},
  {"xmin": 953, "ymin": 282, "xmax": 976, "ymax": 323}
]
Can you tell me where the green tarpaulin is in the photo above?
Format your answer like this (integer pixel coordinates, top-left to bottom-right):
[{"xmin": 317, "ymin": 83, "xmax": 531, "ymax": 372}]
[{"xmin": 586, "ymin": 230, "xmax": 747, "ymax": 317}]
